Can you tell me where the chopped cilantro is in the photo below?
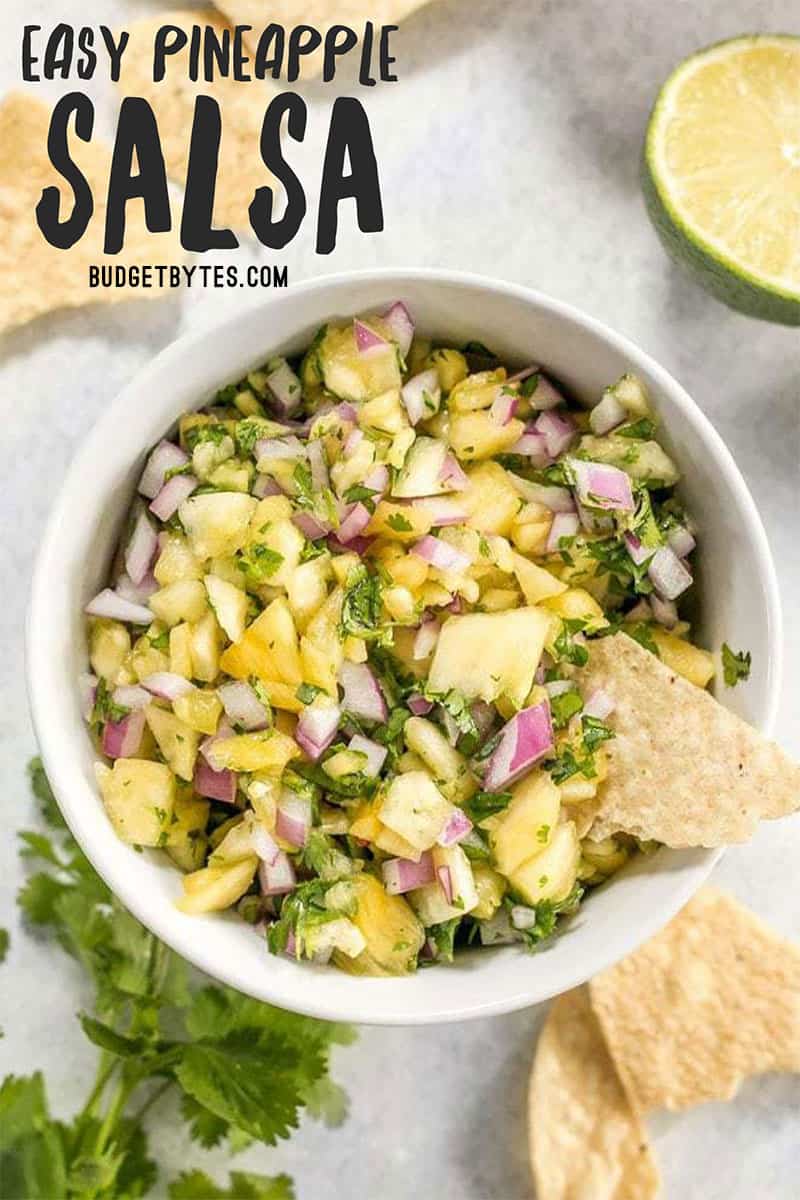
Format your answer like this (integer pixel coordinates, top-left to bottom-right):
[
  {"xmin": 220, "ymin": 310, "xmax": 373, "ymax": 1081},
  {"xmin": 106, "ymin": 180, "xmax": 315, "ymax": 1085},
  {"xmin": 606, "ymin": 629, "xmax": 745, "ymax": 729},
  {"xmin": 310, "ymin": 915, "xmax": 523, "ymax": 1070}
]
[
  {"xmin": 518, "ymin": 372, "xmax": 541, "ymax": 398},
  {"xmin": 386, "ymin": 513, "xmax": 413, "ymax": 533},
  {"xmin": 90, "ymin": 678, "xmax": 129, "ymax": 729},
  {"xmin": 299, "ymin": 539, "xmax": 327, "ymax": 562},
  {"xmin": 426, "ymin": 918, "xmax": 461, "ymax": 963},
  {"xmin": 463, "ymin": 790, "xmax": 512, "ymax": 822},
  {"xmin": 617, "ymin": 418, "xmax": 656, "ymax": 439},
  {"xmin": 552, "ymin": 618, "xmax": 589, "ymax": 667},
  {"xmin": 339, "ymin": 565, "xmax": 388, "ymax": 644},
  {"xmin": 549, "ymin": 688, "xmax": 583, "ymax": 729},
  {"xmin": 149, "ymin": 630, "xmax": 170, "ymax": 652},
  {"xmin": 296, "ymin": 682, "xmax": 326, "ymax": 705},
  {"xmin": 342, "ymin": 484, "xmax": 378, "ymax": 513},
  {"xmin": 581, "ymin": 714, "xmax": 615, "ymax": 753},
  {"xmin": 722, "ymin": 643, "xmax": 752, "ymax": 687},
  {"xmin": 238, "ymin": 544, "xmax": 284, "ymax": 585},
  {"xmin": 183, "ymin": 422, "xmax": 229, "ymax": 452}
]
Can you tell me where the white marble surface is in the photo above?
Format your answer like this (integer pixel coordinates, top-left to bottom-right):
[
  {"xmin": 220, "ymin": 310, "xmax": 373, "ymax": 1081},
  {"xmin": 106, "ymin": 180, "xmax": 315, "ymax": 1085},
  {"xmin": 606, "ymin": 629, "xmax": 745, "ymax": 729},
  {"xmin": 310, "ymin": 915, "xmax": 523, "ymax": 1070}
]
[{"xmin": 1, "ymin": 1, "xmax": 799, "ymax": 1196}]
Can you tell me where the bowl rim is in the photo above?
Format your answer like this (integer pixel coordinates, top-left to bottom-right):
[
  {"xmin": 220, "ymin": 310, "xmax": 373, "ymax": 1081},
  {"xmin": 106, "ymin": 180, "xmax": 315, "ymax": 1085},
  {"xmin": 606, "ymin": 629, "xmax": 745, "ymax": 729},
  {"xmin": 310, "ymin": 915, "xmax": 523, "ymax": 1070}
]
[{"xmin": 26, "ymin": 267, "xmax": 783, "ymax": 1024}]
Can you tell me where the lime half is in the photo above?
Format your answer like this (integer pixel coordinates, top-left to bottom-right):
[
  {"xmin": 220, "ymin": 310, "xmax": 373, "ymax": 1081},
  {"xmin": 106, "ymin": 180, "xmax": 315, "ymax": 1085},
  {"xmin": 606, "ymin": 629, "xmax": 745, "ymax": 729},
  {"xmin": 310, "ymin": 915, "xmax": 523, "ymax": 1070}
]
[{"xmin": 643, "ymin": 35, "xmax": 800, "ymax": 324}]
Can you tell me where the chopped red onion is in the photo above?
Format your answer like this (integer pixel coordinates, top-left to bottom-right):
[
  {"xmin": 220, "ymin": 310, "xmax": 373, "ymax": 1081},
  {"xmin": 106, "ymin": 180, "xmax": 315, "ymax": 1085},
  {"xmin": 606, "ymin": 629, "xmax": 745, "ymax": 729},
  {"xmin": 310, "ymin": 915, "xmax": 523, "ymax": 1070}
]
[
  {"xmin": 413, "ymin": 496, "xmax": 469, "ymax": 526},
  {"xmin": 437, "ymin": 865, "xmax": 454, "ymax": 905},
  {"xmin": 138, "ymin": 440, "xmax": 188, "ymax": 500},
  {"xmin": 363, "ymin": 464, "xmax": 390, "ymax": 496},
  {"xmin": 253, "ymin": 473, "xmax": 284, "ymax": 499},
  {"xmin": 249, "ymin": 823, "xmax": 281, "ymax": 865},
  {"xmin": 112, "ymin": 684, "xmax": 151, "ymax": 710},
  {"xmin": 79, "ymin": 672, "xmax": 98, "ymax": 721},
  {"xmin": 337, "ymin": 502, "xmax": 372, "ymax": 544},
  {"xmin": 510, "ymin": 432, "xmax": 551, "ymax": 465},
  {"xmin": 545, "ymin": 678, "xmax": 574, "ymax": 698},
  {"xmin": 506, "ymin": 365, "xmax": 540, "ymax": 384},
  {"xmin": 200, "ymin": 720, "xmax": 234, "ymax": 765},
  {"xmin": 569, "ymin": 458, "xmax": 634, "ymax": 512},
  {"xmin": 354, "ymin": 318, "xmax": 388, "ymax": 356},
  {"xmin": 402, "ymin": 369, "xmax": 440, "ymax": 425},
  {"xmin": 445, "ymin": 594, "xmax": 464, "ymax": 614},
  {"xmin": 438, "ymin": 455, "xmax": 469, "ymax": 491},
  {"xmin": 490, "ymin": 390, "xmax": 519, "ymax": 426},
  {"xmin": 343, "ymin": 427, "xmax": 364, "ymax": 457},
  {"xmin": 335, "ymin": 402, "xmax": 358, "ymax": 423},
  {"xmin": 667, "ymin": 525, "xmax": 696, "ymax": 559},
  {"xmin": 265, "ymin": 359, "xmax": 303, "ymax": 417},
  {"xmin": 437, "ymin": 808, "xmax": 473, "ymax": 847},
  {"xmin": 508, "ymin": 476, "xmax": 575, "ymax": 512},
  {"xmin": 339, "ymin": 661, "xmax": 388, "ymax": 722},
  {"xmin": 348, "ymin": 733, "xmax": 387, "ymax": 777},
  {"xmin": 648, "ymin": 545, "xmax": 692, "ymax": 600},
  {"xmin": 533, "ymin": 410, "xmax": 576, "ymax": 458},
  {"xmin": 328, "ymin": 533, "xmax": 372, "ymax": 557},
  {"xmin": 589, "ymin": 390, "xmax": 627, "ymax": 435},
  {"xmin": 259, "ymin": 851, "xmax": 296, "ymax": 896},
  {"xmin": 650, "ymin": 594, "xmax": 678, "ymax": 628},
  {"xmin": 276, "ymin": 791, "xmax": 312, "ymax": 847},
  {"xmin": 546, "ymin": 511, "xmax": 580, "ymax": 554},
  {"xmin": 86, "ymin": 588, "xmax": 153, "ymax": 625},
  {"xmin": 115, "ymin": 570, "xmax": 159, "ymax": 604},
  {"xmin": 255, "ymin": 436, "xmax": 306, "ymax": 463},
  {"xmin": 293, "ymin": 511, "xmax": 330, "ymax": 540},
  {"xmin": 382, "ymin": 301, "xmax": 415, "ymax": 356},
  {"xmin": 102, "ymin": 709, "xmax": 146, "ymax": 759},
  {"xmin": 408, "ymin": 693, "xmax": 434, "ymax": 716},
  {"xmin": 527, "ymin": 374, "xmax": 564, "ymax": 411},
  {"xmin": 412, "ymin": 534, "xmax": 471, "ymax": 573},
  {"xmin": 296, "ymin": 701, "xmax": 341, "ymax": 762},
  {"xmin": 307, "ymin": 438, "xmax": 329, "ymax": 491},
  {"xmin": 483, "ymin": 700, "xmax": 554, "ymax": 791},
  {"xmin": 142, "ymin": 672, "xmax": 194, "ymax": 702},
  {"xmin": 510, "ymin": 904, "xmax": 539, "ymax": 931},
  {"xmin": 194, "ymin": 760, "xmax": 238, "ymax": 804},
  {"xmin": 149, "ymin": 473, "xmax": 198, "ymax": 521},
  {"xmin": 413, "ymin": 617, "xmax": 439, "ymax": 660},
  {"xmin": 623, "ymin": 531, "xmax": 653, "ymax": 566},
  {"xmin": 217, "ymin": 681, "xmax": 271, "ymax": 731},
  {"xmin": 626, "ymin": 599, "xmax": 652, "ymax": 623},
  {"xmin": 124, "ymin": 510, "xmax": 158, "ymax": 586},
  {"xmin": 382, "ymin": 851, "xmax": 434, "ymax": 895},
  {"xmin": 583, "ymin": 688, "xmax": 615, "ymax": 721}
]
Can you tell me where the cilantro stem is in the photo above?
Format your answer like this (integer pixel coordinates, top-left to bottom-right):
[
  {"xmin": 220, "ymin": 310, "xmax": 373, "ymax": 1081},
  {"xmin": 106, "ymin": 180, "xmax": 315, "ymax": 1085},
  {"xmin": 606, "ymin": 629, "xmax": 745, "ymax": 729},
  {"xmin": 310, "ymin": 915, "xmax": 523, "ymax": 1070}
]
[
  {"xmin": 77, "ymin": 1052, "xmax": 116, "ymax": 1124},
  {"xmin": 93, "ymin": 1070, "xmax": 138, "ymax": 1159},
  {"xmin": 125, "ymin": 1078, "xmax": 172, "ymax": 1134}
]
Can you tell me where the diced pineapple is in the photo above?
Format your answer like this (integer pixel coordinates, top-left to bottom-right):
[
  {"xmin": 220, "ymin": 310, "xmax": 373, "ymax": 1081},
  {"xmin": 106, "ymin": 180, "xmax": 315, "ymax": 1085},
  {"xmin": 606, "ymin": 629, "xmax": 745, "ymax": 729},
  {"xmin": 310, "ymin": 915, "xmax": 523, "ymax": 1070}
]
[
  {"xmin": 359, "ymin": 388, "xmax": 408, "ymax": 434},
  {"xmin": 304, "ymin": 916, "xmax": 367, "ymax": 961},
  {"xmin": 448, "ymin": 369, "xmax": 505, "ymax": 412},
  {"xmin": 576, "ymin": 435, "xmax": 678, "ymax": 487},
  {"xmin": 97, "ymin": 759, "xmax": 176, "ymax": 846},
  {"xmin": 166, "ymin": 789, "xmax": 210, "ymax": 872},
  {"xmin": 386, "ymin": 552, "xmax": 428, "ymax": 590},
  {"xmin": 149, "ymin": 580, "xmax": 208, "ymax": 627},
  {"xmin": 244, "ymin": 773, "xmax": 280, "ymax": 829},
  {"xmin": 373, "ymin": 824, "xmax": 424, "ymax": 862},
  {"xmin": 330, "ymin": 437, "xmax": 376, "ymax": 496},
  {"xmin": 189, "ymin": 610, "xmax": 222, "ymax": 683},
  {"xmin": 333, "ymin": 874, "xmax": 424, "ymax": 976},
  {"xmin": 343, "ymin": 635, "xmax": 368, "ymax": 663},
  {"xmin": 286, "ymin": 556, "xmax": 331, "ymax": 632},
  {"xmin": 204, "ymin": 575, "xmax": 247, "ymax": 642},
  {"xmin": 462, "ymin": 462, "xmax": 522, "ymax": 535},
  {"xmin": 131, "ymin": 636, "xmax": 170, "ymax": 682},
  {"xmin": 323, "ymin": 748, "xmax": 368, "ymax": 779},
  {"xmin": 245, "ymin": 506, "xmax": 304, "ymax": 589},
  {"xmin": 402, "ymin": 716, "xmax": 477, "ymax": 804},
  {"xmin": 649, "ymin": 627, "xmax": 715, "ymax": 688},
  {"xmin": 172, "ymin": 688, "xmax": 222, "ymax": 735},
  {"xmin": 490, "ymin": 771, "xmax": 561, "ymax": 876},
  {"xmin": 154, "ymin": 532, "xmax": 203, "ymax": 585},
  {"xmin": 379, "ymin": 771, "xmax": 453, "ymax": 852},
  {"xmin": 508, "ymin": 821, "xmax": 580, "ymax": 905},
  {"xmin": 383, "ymin": 585, "xmax": 416, "ymax": 623},
  {"xmin": 512, "ymin": 553, "xmax": 567, "ymax": 604},
  {"xmin": 481, "ymin": 588, "xmax": 520, "ymax": 611},
  {"xmin": 299, "ymin": 637, "xmax": 339, "ymax": 697},
  {"xmin": 176, "ymin": 856, "xmax": 258, "ymax": 914},
  {"xmin": 169, "ymin": 623, "xmax": 194, "ymax": 678},
  {"xmin": 208, "ymin": 461, "xmax": 252, "ymax": 493},
  {"xmin": 410, "ymin": 845, "xmax": 478, "ymax": 924},
  {"xmin": 207, "ymin": 728, "xmax": 299, "ymax": 774},
  {"xmin": 330, "ymin": 552, "xmax": 361, "ymax": 585},
  {"xmin": 471, "ymin": 863, "xmax": 507, "ymax": 920},
  {"xmin": 144, "ymin": 705, "xmax": 199, "ymax": 781},
  {"xmin": 89, "ymin": 620, "xmax": 131, "ymax": 680},
  {"xmin": 387, "ymin": 427, "xmax": 416, "ymax": 469},
  {"xmin": 318, "ymin": 323, "xmax": 403, "ymax": 402},
  {"xmin": 542, "ymin": 587, "xmax": 607, "ymax": 632},
  {"xmin": 510, "ymin": 518, "xmax": 551, "ymax": 556},
  {"xmin": 448, "ymin": 411, "xmax": 524, "ymax": 461},
  {"xmin": 367, "ymin": 500, "xmax": 432, "ymax": 542},
  {"xmin": 179, "ymin": 492, "xmax": 257, "ymax": 559},
  {"xmin": 348, "ymin": 801, "xmax": 383, "ymax": 844},
  {"xmin": 391, "ymin": 437, "xmax": 449, "ymax": 499},
  {"xmin": 209, "ymin": 555, "xmax": 247, "ymax": 588},
  {"xmin": 581, "ymin": 835, "xmax": 629, "ymax": 877},
  {"xmin": 427, "ymin": 348, "xmax": 468, "ymax": 393},
  {"xmin": 209, "ymin": 812, "xmax": 265, "ymax": 866},
  {"xmin": 220, "ymin": 598, "xmax": 301, "ymax": 685},
  {"xmin": 192, "ymin": 435, "xmax": 234, "ymax": 481},
  {"xmin": 428, "ymin": 607, "xmax": 549, "ymax": 708},
  {"xmin": 607, "ymin": 373, "xmax": 651, "ymax": 418}
]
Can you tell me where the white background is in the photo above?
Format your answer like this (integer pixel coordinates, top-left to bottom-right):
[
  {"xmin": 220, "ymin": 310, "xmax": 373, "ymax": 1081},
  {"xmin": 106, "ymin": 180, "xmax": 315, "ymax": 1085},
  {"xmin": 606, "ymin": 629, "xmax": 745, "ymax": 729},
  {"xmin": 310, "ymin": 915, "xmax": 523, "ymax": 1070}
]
[{"xmin": 1, "ymin": 1, "xmax": 798, "ymax": 1197}]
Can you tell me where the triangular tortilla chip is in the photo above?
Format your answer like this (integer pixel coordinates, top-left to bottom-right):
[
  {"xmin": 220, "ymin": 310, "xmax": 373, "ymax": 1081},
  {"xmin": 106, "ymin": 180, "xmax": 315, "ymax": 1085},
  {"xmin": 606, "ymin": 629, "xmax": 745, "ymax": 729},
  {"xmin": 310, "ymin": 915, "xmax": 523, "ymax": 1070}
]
[
  {"xmin": 0, "ymin": 93, "xmax": 184, "ymax": 335},
  {"xmin": 575, "ymin": 633, "xmax": 800, "ymax": 846},
  {"xmin": 119, "ymin": 11, "xmax": 277, "ymax": 230},
  {"xmin": 590, "ymin": 887, "xmax": 800, "ymax": 1112},
  {"xmin": 529, "ymin": 987, "xmax": 660, "ymax": 1200},
  {"xmin": 213, "ymin": 1, "xmax": 435, "ymax": 79}
]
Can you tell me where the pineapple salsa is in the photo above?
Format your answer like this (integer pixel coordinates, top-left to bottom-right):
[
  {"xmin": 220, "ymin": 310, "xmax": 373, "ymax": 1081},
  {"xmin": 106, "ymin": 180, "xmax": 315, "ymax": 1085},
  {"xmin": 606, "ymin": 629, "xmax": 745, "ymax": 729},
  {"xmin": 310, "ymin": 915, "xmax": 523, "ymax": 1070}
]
[{"xmin": 83, "ymin": 302, "xmax": 714, "ymax": 975}]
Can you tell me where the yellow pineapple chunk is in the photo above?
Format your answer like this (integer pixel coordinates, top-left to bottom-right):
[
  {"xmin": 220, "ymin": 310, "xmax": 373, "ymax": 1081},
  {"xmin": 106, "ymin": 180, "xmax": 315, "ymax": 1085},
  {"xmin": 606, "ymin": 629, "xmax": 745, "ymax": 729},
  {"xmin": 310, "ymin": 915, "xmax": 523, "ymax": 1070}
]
[
  {"xmin": 448, "ymin": 411, "xmax": 524, "ymax": 461},
  {"xmin": 428, "ymin": 608, "xmax": 549, "ymax": 708},
  {"xmin": 509, "ymin": 822, "xmax": 579, "ymax": 905},
  {"xmin": 189, "ymin": 610, "xmax": 222, "ymax": 682},
  {"xmin": 172, "ymin": 688, "xmax": 222, "ymax": 735},
  {"xmin": 176, "ymin": 857, "xmax": 258, "ymax": 914},
  {"xmin": 149, "ymin": 580, "xmax": 208, "ymax": 627},
  {"xmin": 169, "ymin": 623, "xmax": 194, "ymax": 678},
  {"xmin": 512, "ymin": 553, "xmax": 567, "ymax": 604},
  {"xmin": 333, "ymin": 874, "xmax": 424, "ymax": 976},
  {"xmin": 89, "ymin": 620, "xmax": 131, "ymax": 680},
  {"xmin": 491, "ymin": 772, "xmax": 561, "ymax": 876},
  {"xmin": 154, "ymin": 533, "xmax": 203, "ymax": 585},
  {"xmin": 367, "ymin": 501, "xmax": 432, "ymax": 542},
  {"xmin": 207, "ymin": 728, "xmax": 299, "ymax": 774},
  {"xmin": 97, "ymin": 759, "xmax": 176, "ymax": 846},
  {"xmin": 462, "ymin": 462, "xmax": 522, "ymax": 535},
  {"xmin": 204, "ymin": 575, "xmax": 248, "ymax": 642},
  {"xmin": 144, "ymin": 705, "xmax": 199, "ymax": 781},
  {"xmin": 179, "ymin": 492, "xmax": 257, "ymax": 559},
  {"xmin": 649, "ymin": 627, "xmax": 715, "ymax": 688}
]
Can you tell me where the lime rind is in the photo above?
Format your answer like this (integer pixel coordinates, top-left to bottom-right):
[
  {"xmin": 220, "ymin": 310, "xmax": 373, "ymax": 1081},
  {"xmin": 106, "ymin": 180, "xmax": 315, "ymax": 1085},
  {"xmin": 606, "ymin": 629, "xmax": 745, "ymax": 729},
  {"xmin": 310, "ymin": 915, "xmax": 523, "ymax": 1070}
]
[{"xmin": 642, "ymin": 34, "xmax": 800, "ymax": 326}]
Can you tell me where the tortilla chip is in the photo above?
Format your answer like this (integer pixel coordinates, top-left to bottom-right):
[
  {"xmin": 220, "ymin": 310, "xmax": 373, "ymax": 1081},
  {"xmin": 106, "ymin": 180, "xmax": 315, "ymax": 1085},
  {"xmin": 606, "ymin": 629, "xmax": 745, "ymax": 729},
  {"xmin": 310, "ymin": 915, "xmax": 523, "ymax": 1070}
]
[
  {"xmin": 0, "ymin": 92, "xmax": 184, "ymax": 335},
  {"xmin": 213, "ymin": 0, "xmax": 434, "ymax": 79},
  {"xmin": 590, "ymin": 887, "xmax": 800, "ymax": 1112},
  {"xmin": 119, "ymin": 11, "xmax": 276, "ymax": 229},
  {"xmin": 575, "ymin": 633, "xmax": 800, "ymax": 846},
  {"xmin": 529, "ymin": 987, "xmax": 660, "ymax": 1200}
]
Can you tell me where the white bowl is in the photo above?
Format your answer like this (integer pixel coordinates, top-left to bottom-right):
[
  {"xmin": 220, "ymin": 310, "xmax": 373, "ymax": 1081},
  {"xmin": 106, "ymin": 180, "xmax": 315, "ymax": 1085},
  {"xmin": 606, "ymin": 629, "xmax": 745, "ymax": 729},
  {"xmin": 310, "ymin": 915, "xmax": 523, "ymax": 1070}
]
[{"xmin": 27, "ymin": 269, "xmax": 782, "ymax": 1025}]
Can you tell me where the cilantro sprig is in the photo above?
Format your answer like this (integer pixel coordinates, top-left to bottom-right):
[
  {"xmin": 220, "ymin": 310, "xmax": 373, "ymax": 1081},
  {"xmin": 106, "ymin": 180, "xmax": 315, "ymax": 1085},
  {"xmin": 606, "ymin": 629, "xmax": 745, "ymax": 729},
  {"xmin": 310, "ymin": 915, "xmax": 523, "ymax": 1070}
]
[
  {"xmin": 3, "ymin": 760, "xmax": 355, "ymax": 1199},
  {"xmin": 722, "ymin": 643, "xmax": 752, "ymax": 688}
]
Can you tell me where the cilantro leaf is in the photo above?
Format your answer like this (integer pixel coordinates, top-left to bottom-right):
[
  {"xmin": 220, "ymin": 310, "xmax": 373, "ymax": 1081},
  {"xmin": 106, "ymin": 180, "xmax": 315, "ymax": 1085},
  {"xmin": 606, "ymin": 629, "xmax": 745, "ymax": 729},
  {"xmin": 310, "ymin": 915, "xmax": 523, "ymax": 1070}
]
[
  {"xmin": 0, "ymin": 929, "xmax": 7, "ymax": 964},
  {"xmin": 169, "ymin": 1169, "xmax": 295, "ymax": 1200},
  {"xmin": 303, "ymin": 1076, "xmax": 349, "ymax": 1127},
  {"xmin": 463, "ymin": 791, "xmax": 512, "ymax": 822},
  {"xmin": 238, "ymin": 543, "xmax": 284, "ymax": 585},
  {"xmin": 722, "ymin": 643, "xmax": 751, "ymax": 688},
  {"xmin": 340, "ymin": 565, "xmax": 388, "ymax": 643},
  {"xmin": 549, "ymin": 689, "xmax": 583, "ymax": 729},
  {"xmin": 427, "ymin": 918, "xmax": 461, "ymax": 963},
  {"xmin": 386, "ymin": 512, "xmax": 413, "ymax": 533}
]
